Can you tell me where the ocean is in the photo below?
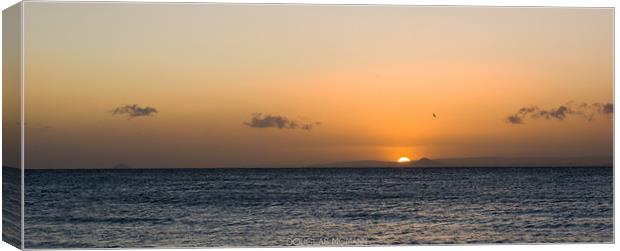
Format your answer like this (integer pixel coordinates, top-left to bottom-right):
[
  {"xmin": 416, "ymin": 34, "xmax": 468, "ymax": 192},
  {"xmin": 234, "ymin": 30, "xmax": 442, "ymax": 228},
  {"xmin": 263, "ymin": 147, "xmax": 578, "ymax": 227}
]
[{"xmin": 19, "ymin": 166, "xmax": 613, "ymax": 248}]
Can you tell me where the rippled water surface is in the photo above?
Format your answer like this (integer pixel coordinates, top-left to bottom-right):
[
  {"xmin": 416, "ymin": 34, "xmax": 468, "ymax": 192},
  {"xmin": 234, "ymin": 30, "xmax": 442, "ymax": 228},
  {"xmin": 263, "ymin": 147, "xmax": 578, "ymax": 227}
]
[
  {"xmin": 23, "ymin": 167, "xmax": 613, "ymax": 248},
  {"xmin": 2, "ymin": 167, "xmax": 22, "ymax": 248}
]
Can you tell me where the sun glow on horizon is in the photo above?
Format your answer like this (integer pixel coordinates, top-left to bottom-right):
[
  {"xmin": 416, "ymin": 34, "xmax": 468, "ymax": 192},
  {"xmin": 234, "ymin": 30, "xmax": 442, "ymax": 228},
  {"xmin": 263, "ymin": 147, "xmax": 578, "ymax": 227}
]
[{"xmin": 397, "ymin": 157, "xmax": 411, "ymax": 163}]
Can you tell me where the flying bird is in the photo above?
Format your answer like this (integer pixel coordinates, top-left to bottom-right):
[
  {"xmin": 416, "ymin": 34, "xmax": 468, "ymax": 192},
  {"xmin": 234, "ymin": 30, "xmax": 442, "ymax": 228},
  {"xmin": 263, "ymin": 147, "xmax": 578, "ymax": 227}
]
[{"xmin": 432, "ymin": 113, "xmax": 437, "ymax": 118}]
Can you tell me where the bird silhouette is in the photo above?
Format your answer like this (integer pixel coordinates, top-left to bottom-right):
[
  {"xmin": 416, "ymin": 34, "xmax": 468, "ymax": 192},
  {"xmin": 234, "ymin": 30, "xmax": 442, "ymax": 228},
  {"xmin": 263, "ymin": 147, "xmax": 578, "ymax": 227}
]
[{"xmin": 432, "ymin": 113, "xmax": 437, "ymax": 118}]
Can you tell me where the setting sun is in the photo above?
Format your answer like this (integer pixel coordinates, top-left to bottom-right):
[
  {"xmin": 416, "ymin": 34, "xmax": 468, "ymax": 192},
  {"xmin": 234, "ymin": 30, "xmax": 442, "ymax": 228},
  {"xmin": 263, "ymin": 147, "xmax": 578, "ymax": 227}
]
[{"xmin": 397, "ymin": 157, "xmax": 411, "ymax": 163}]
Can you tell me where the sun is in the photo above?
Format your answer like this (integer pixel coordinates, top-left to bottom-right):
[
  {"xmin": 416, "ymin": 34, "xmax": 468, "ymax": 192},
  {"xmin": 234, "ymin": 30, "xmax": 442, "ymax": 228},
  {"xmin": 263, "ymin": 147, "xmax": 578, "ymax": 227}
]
[{"xmin": 397, "ymin": 157, "xmax": 411, "ymax": 163}]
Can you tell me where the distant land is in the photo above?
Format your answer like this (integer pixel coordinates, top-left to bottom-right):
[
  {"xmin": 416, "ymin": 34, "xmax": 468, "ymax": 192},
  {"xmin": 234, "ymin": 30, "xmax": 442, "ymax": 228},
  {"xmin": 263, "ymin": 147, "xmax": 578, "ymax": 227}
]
[
  {"xmin": 14, "ymin": 156, "xmax": 613, "ymax": 169},
  {"xmin": 309, "ymin": 156, "xmax": 613, "ymax": 168}
]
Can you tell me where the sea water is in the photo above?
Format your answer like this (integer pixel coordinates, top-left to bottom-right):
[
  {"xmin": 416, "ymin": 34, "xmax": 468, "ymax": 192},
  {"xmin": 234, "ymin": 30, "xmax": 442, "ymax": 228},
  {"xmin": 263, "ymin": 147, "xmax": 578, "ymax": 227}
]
[{"xmin": 18, "ymin": 167, "xmax": 613, "ymax": 248}]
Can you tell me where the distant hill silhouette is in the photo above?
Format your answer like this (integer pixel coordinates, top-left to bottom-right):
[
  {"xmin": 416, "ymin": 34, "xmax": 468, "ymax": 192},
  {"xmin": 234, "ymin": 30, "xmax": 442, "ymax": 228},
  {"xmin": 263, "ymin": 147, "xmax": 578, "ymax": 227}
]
[
  {"xmin": 411, "ymin": 157, "xmax": 440, "ymax": 166},
  {"xmin": 309, "ymin": 157, "xmax": 441, "ymax": 168},
  {"xmin": 310, "ymin": 156, "xmax": 612, "ymax": 168},
  {"xmin": 308, "ymin": 160, "xmax": 400, "ymax": 168},
  {"xmin": 23, "ymin": 156, "xmax": 613, "ymax": 169},
  {"xmin": 112, "ymin": 163, "xmax": 131, "ymax": 169}
]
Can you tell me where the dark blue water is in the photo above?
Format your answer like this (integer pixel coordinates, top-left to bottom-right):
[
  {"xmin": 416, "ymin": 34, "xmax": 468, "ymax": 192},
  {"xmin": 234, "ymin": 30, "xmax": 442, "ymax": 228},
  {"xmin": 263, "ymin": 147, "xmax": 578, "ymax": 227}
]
[
  {"xmin": 2, "ymin": 167, "xmax": 22, "ymax": 248},
  {"xmin": 23, "ymin": 167, "xmax": 613, "ymax": 248}
]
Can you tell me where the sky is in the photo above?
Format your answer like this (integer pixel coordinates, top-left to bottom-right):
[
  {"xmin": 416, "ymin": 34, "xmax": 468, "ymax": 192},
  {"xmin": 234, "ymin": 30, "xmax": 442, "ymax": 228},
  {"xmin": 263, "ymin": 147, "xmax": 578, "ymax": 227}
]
[
  {"xmin": 2, "ymin": 3, "xmax": 21, "ymax": 169},
  {"xmin": 21, "ymin": 3, "xmax": 613, "ymax": 168}
]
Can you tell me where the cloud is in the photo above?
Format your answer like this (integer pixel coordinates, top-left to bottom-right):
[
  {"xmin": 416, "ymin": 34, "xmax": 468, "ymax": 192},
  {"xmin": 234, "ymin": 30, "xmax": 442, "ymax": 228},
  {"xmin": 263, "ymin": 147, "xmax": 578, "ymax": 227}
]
[
  {"xmin": 534, "ymin": 105, "xmax": 570, "ymax": 120},
  {"xmin": 601, "ymin": 103, "xmax": 613, "ymax": 114},
  {"xmin": 506, "ymin": 102, "xmax": 613, "ymax": 124},
  {"xmin": 111, "ymin": 104, "xmax": 158, "ymax": 119},
  {"xmin": 506, "ymin": 115, "xmax": 523, "ymax": 124},
  {"xmin": 20, "ymin": 122, "xmax": 54, "ymax": 132},
  {"xmin": 244, "ymin": 113, "xmax": 321, "ymax": 131}
]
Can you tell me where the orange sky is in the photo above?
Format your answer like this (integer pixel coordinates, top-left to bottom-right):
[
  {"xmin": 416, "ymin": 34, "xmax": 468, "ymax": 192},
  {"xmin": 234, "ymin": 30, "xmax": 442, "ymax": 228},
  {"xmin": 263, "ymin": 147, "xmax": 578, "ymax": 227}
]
[{"xmin": 21, "ymin": 3, "xmax": 612, "ymax": 168}]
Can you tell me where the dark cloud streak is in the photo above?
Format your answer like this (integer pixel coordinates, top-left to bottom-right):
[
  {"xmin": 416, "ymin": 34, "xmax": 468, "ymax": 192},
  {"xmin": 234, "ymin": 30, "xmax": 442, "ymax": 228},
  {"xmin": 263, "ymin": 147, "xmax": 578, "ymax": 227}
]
[
  {"xmin": 111, "ymin": 104, "xmax": 158, "ymax": 119},
  {"xmin": 506, "ymin": 115, "xmax": 523, "ymax": 124},
  {"xmin": 244, "ymin": 113, "xmax": 321, "ymax": 131},
  {"xmin": 602, "ymin": 103, "xmax": 613, "ymax": 114},
  {"xmin": 506, "ymin": 102, "xmax": 613, "ymax": 124}
]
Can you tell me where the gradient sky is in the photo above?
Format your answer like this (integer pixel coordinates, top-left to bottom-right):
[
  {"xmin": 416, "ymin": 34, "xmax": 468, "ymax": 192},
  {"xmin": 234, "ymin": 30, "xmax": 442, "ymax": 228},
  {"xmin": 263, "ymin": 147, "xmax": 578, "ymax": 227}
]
[{"xmin": 22, "ymin": 3, "xmax": 613, "ymax": 168}]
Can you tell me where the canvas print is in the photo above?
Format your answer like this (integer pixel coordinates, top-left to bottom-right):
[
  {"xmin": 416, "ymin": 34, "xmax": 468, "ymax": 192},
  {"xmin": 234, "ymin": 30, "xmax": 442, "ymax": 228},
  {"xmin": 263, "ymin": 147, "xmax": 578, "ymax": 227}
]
[{"xmin": 2, "ymin": 1, "xmax": 614, "ymax": 249}]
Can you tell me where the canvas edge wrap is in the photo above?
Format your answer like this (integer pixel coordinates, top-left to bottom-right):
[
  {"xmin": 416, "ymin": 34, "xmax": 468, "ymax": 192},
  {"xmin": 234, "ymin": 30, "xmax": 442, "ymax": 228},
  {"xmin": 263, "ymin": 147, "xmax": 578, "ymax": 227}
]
[{"xmin": 2, "ymin": 1, "xmax": 24, "ymax": 249}]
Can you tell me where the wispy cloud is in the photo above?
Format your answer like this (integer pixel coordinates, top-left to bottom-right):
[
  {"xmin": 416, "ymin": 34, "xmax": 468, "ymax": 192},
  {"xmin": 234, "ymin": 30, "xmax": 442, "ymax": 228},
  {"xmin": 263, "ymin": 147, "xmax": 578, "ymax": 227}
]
[
  {"xmin": 506, "ymin": 102, "xmax": 613, "ymax": 124},
  {"xmin": 243, "ymin": 113, "xmax": 321, "ymax": 131},
  {"xmin": 600, "ymin": 103, "xmax": 613, "ymax": 114},
  {"xmin": 21, "ymin": 122, "xmax": 54, "ymax": 132},
  {"xmin": 111, "ymin": 104, "xmax": 158, "ymax": 119}
]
